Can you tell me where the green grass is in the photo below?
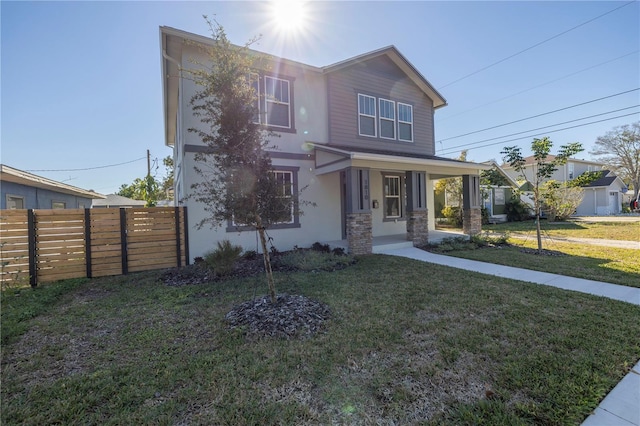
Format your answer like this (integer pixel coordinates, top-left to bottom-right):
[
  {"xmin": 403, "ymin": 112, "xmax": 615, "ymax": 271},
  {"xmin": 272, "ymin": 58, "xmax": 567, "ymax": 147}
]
[
  {"xmin": 2, "ymin": 257, "xmax": 639, "ymax": 425},
  {"xmin": 484, "ymin": 219, "xmax": 639, "ymax": 241},
  {"xmin": 439, "ymin": 237, "xmax": 640, "ymax": 288}
]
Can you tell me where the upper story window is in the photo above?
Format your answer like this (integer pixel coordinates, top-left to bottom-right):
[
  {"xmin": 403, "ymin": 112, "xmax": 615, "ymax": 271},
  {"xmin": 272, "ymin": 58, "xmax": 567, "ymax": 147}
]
[
  {"xmin": 379, "ymin": 99, "xmax": 395, "ymax": 140},
  {"xmin": 398, "ymin": 103, "xmax": 413, "ymax": 142},
  {"xmin": 6, "ymin": 195, "xmax": 24, "ymax": 210},
  {"xmin": 568, "ymin": 162, "xmax": 574, "ymax": 179},
  {"xmin": 358, "ymin": 93, "xmax": 413, "ymax": 143},
  {"xmin": 358, "ymin": 94, "xmax": 377, "ymax": 137},
  {"xmin": 249, "ymin": 74, "xmax": 294, "ymax": 131},
  {"xmin": 265, "ymin": 76, "xmax": 291, "ymax": 129},
  {"xmin": 52, "ymin": 201, "xmax": 66, "ymax": 209}
]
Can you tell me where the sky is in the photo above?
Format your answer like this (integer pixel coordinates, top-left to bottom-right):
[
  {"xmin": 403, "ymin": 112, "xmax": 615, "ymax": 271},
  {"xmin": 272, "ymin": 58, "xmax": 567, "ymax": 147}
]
[{"xmin": 2, "ymin": 0, "xmax": 639, "ymax": 195}]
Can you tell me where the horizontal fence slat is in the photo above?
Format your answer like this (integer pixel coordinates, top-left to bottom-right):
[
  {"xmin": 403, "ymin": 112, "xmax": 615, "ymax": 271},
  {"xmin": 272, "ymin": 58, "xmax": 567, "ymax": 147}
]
[{"xmin": 0, "ymin": 207, "xmax": 186, "ymax": 285}]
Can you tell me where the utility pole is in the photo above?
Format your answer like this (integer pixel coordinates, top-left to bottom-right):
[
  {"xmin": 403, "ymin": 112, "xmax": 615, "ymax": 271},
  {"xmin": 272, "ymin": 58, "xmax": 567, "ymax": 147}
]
[{"xmin": 147, "ymin": 149, "xmax": 151, "ymax": 177}]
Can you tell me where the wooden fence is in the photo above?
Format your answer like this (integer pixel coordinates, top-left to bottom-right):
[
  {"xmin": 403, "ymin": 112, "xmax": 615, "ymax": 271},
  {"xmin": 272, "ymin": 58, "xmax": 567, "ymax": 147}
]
[{"xmin": 0, "ymin": 207, "xmax": 189, "ymax": 286}]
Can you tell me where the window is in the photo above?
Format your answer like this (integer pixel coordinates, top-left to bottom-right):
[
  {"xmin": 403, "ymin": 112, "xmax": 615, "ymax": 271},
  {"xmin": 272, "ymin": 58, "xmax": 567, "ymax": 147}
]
[
  {"xmin": 226, "ymin": 167, "xmax": 300, "ymax": 231},
  {"xmin": 273, "ymin": 170, "xmax": 294, "ymax": 224},
  {"xmin": 568, "ymin": 163, "xmax": 574, "ymax": 179},
  {"xmin": 379, "ymin": 99, "xmax": 395, "ymax": 139},
  {"xmin": 265, "ymin": 76, "xmax": 291, "ymax": 128},
  {"xmin": 383, "ymin": 175, "xmax": 402, "ymax": 219},
  {"xmin": 249, "ymin": 73, "xmax": 261, "ymax": 124},
  {"xmin": 358, "ymin": 94, "xmax": 376, "ymax": 137},
  {"xmin": 398, "ymin": 103, "xmax": 413, "ymax": 142},
  {"xmin": 52, "ymin": 201, "xmax": 66, "ymax": 209},
  {"xmin": 6, "ymin": 195, "xmax": 24, "ymax": 210}
]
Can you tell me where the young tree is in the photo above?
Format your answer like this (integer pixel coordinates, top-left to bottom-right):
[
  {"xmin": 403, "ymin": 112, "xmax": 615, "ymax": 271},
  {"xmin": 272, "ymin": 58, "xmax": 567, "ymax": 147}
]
[
  {"xmin": 502, "ymin": 137, "xmax": 583, "ymax": 253},
  {"xmin": 186, "ymin": 18, "xmax": 292, "ymax": 303},
  {"xmin": 589, "ymin": 122, "xmax": 640, "ymax": 201}
]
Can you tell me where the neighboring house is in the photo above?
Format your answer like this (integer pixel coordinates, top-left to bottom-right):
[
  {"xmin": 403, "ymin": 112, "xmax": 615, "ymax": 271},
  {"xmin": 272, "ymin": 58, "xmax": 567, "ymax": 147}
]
[
  {"xmin": 480, "ymin": 161, "xmax": 523, "ymax": 223},
  {"xmin": 91, "ymin": 194, "xmax": 147, "ymax": 208},
  {"xmin": 160, "ymin": 26, "xmax": 489, "ymax": 257},
  {"xmin": 575, "ymin": 170, "xmax": 627, "ymax": 216},
  {"xmin": 1, "ymin": 164, "xmax": 104, "ymax": 210},
  {"xmin": 501, "ymin": 156, "xmax": 627, "ymax": 216}
]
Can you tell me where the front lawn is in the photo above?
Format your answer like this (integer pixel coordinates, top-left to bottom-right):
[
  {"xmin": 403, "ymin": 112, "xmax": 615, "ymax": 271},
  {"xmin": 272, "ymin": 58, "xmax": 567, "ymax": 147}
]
[
  {"xmin": 432, "ymin": 236, "xmax": 640, "ymax": 288},
  {"xmin": 484, "ymin": 219, "xmax": 639, "ymax": 241},
  {"xmin": 2, "ymin": 256, "xmax": 639, "ymax": 425}
]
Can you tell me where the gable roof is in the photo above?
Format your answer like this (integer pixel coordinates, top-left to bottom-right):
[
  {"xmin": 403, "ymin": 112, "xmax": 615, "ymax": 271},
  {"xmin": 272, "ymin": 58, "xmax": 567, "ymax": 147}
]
[
  {"xmin": 160, "ymin": 27, "xmax": 448, "ymax": 147},
  {"xmin": 580, "ymin": 171, "xmax": 624, "ymax": 188},
  {"xmin": 323, "ymin": 46, "xmax": 447, "ymax": 109},
  {"xmin": 0, "ymin": 164, "xmax": 105, "ymax": 199},
  {"xmin": 503, "ymin": 155, "xmax": 606, "ymax": 168}
]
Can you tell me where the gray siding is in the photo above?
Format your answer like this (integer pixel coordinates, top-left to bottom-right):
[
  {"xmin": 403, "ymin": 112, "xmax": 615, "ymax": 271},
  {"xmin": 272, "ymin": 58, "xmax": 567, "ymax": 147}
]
[
  {"xmin": 1, "ymin": 181, "xmax": 94, "ymax": 209},
  {"xmin": 327, "ymin": 56, "xmax": 435, "ymax": 156}
]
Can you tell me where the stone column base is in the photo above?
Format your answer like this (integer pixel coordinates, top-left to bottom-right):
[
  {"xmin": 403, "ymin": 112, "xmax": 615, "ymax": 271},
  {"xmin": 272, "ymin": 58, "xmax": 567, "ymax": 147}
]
[
  {"xmin": 346, "ymin": 212, "xmax": 372, "ymax": 255},
  {"xmin": 463, "ymin": 208, "xmax": 482, "ymax": 235},
  {"xmin": 407, "ymin": 210, "xmax": 429, "ymax": 246}
]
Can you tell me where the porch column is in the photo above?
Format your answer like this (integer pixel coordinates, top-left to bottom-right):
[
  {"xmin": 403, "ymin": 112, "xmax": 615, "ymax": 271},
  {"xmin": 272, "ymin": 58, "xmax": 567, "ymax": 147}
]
[
  {"xmin": 345, "ymin": 168, "xmax": 372, "ymax": 255},
  {"xmin": 406, "ymin": 171, "xmax": 428, "ymax": 246},
  {"xmin": 462, "ymin": 174, "xmax": 482, "ymax": 235}
]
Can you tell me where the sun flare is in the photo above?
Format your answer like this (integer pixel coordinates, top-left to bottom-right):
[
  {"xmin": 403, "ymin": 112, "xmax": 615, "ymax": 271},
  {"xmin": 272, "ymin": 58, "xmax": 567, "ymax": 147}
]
[{"xmin": 271, "ymin": 0, "xmax": 308, "ymax": 33}]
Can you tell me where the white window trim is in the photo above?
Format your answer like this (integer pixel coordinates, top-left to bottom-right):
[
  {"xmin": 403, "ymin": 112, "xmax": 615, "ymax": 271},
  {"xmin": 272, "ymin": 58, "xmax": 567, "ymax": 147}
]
[
  {"xmin": 397, "ymin": 102, "xmax": 414, "ymax": 142},
  {"xmin": 264, "ymin": 75, "xmax": 291, "ymax": 129},
  {"xmin": 250, "ymin": 72, "xmax": 261, "ymax": 124},
  {"xmin": 358, "ymin": 94, "xmax": 377, "ymax": 138},
  {"xmin": 272, "ymin": 170, "xmax": 295, "ymax": 224},
  {"xmin": 378, "ymin": 98, "xmax": 396, "ymax": 140},
  {"xmin": 383, "ymin": 174, "xmax": 403, "ymax": 219}
]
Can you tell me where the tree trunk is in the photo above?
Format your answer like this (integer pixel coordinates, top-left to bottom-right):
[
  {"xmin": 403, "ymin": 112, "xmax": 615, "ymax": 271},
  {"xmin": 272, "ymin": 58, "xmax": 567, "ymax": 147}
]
[
  {"xmin": 257, "ymin": 225, "xmax": 277, "ymax": 303},
  {"xmin": 534, "ymin": 189, "xmax": 543, "ymax": 254},
  {"xmin": 535, "ymin": 213, "xmax": 543, "ymax": 254}
]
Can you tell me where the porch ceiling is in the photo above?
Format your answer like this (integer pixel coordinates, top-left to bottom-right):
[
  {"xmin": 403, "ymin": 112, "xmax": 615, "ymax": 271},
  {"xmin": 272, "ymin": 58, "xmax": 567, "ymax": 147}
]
[{"xmin": 313, "ymin": 144, "xmax": 490, "ymax": 177}]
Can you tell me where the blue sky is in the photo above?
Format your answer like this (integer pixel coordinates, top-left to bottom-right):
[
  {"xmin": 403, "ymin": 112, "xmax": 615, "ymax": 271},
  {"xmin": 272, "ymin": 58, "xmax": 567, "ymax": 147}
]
[{"xmin": 2, "ymin": 1, "xmax": 638, "ymax": 194}]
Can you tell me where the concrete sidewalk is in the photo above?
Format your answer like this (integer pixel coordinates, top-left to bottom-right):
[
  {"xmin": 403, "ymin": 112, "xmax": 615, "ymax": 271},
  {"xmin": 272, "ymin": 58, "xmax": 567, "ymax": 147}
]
[{"xmin": 380, "ymin": 246, "xmax": 640, "ymax": 426}]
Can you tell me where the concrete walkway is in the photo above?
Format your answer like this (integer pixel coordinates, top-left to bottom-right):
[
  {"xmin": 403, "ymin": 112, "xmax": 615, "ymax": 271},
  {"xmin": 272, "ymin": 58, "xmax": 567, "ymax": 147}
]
[{"xmin": 379, "ymin": 246, "xmax": 640, "ymax": 426}]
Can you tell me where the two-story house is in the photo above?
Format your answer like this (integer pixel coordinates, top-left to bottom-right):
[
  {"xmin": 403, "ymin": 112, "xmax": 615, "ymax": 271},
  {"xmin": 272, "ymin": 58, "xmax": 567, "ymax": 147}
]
[
  {"xmin": 160, "ymin": 26, "xmax": 489, "ymax": 257},
  {"xmin": 501, "ymin": 156, "xmax": 627, "ymax": 216}
]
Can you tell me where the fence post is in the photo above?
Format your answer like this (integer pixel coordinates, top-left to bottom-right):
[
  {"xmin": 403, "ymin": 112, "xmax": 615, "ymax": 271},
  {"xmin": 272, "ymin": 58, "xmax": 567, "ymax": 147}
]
[
  {"xmin": 84, "ymin": 208, "xmax": 92, "ymax": 278},
  {"xmin": 174, "ymin": 207, "xmax": 182, "ymax": 268},
  {"xmin": 27, "ymin": 209, "xmax": 37, "ymax": 287},
  {"xmin": 120, "ymin": 208, "xmax": 128, "ymax": 275}
]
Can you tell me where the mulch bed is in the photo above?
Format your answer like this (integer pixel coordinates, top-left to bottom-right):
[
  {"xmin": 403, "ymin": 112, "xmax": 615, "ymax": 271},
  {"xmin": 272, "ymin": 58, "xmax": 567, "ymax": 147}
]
[
  {"xmin": 519, "ymin": 248, "xmax": 566, "ymax": 256},
  {"xmin": 225, "ymin": 294, "xmax": 331, "ymax": 340},
  {"xmin": 160, "ymin": 251, "xmax": 343, "ymax": 340}
]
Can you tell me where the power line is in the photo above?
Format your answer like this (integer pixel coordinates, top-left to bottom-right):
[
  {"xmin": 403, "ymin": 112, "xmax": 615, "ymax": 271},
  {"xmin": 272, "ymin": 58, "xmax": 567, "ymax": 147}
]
[
  {"xmin": 438, "ymin": 111, "xmax": 640, "ymax": 156},
  {"xmin": 437, "ymin": 50, "xmax": 639, "ymax": 123},
  {"xmin": 438, "ymin": 105, "xmax": 639, "ymax": 152},
  {"xmin": 438, "ymin": 1, "xmax": 636, "ymax": 89},
  {"xmin": 437, "ymin": 88, "xmax": 640, "ymax": 143},
  {"xmin": 27, "ymin": 157, "xmax": 146, "ymax": 172}
]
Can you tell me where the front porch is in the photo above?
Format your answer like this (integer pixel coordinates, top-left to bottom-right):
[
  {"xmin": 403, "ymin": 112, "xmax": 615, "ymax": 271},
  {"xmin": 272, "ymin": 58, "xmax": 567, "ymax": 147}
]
[{"xmin": 325, "ymin": 228, "xmax": 465, "ymax": 254}]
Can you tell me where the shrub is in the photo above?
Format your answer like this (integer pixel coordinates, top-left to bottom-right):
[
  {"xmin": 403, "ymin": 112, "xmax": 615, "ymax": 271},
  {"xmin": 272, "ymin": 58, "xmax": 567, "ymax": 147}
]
[
  {"xmin": 243, "ymin": 250, "xmax": 258, "ymax": 260},
  {"xmin": 481, "ymin": 207, "xmax": 490, "ymax": 225},
  {"xmin": 277, "ymin": 250, "xmax": 354, "ymax": 272},
  {"xmin": 505, "ymin": 198, "xmax": 532, "ymax": 222},
  {"xmin": 311, "ymin": 242, "xmax": 331, "ymax": 253},
  {"xmin": 441, "ymin": 206, "xmax": 463, "ymax": 227},
  {"xmin": 471, "ymin": 232, "xmax": 510, "ymax": 247},
  {"xmin": 204, "ymin": 240, "xmax": 243, "ymax": 276}
]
